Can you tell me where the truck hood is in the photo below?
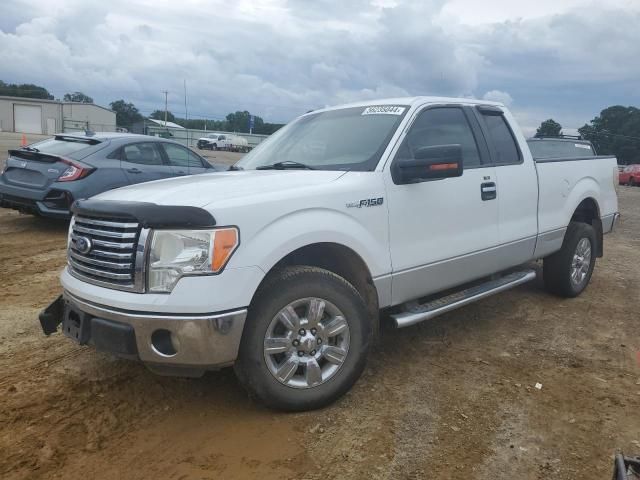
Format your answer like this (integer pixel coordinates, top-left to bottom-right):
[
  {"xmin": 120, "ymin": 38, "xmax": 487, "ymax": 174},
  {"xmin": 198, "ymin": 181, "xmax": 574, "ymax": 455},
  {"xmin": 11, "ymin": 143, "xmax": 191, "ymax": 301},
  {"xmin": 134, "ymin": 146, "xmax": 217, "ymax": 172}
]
[{"xmin": 93, "ymin": 170, "xmax": 346, "ymax": 207}]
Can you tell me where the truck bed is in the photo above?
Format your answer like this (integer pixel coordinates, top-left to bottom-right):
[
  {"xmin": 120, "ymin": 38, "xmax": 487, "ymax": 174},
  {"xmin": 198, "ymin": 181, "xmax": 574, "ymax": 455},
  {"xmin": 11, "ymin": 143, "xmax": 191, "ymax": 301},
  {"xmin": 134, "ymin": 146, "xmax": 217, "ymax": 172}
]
[{"xmin": 535, "ymin": 155, "xmax": 618, "ymax": 235}]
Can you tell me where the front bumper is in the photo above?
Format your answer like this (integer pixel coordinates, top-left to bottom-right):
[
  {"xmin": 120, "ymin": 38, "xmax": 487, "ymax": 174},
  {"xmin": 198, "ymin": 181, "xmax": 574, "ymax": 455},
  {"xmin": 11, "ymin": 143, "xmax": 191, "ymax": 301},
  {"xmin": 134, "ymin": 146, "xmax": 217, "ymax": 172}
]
[{"xmin": 40, "ymin": 291, "xmax": 247, "ymax": 376}]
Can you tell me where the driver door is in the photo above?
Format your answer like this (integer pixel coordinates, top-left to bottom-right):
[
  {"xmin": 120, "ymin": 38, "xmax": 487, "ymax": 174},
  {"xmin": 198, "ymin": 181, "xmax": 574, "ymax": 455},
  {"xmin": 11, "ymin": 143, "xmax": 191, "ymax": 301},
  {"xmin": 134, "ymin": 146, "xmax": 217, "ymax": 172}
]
[{"xmin": 385, "ymin": 105, "xmax": 500, "ymax": 305}]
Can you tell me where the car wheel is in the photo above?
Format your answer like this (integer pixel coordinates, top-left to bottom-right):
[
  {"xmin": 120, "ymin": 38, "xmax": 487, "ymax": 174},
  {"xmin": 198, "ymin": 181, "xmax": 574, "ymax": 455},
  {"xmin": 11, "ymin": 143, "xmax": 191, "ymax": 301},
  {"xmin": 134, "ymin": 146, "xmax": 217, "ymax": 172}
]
[
  {"xmin": 543, "ymin": 221, "xmax": 596, "ymax": 298},
  {"xmin": 629, "ymin": 177, "xmax": 637, "ymax": 187},
  {"xmin": 234, "ymin": 266, "xmax": 372, "ymax": 411}
]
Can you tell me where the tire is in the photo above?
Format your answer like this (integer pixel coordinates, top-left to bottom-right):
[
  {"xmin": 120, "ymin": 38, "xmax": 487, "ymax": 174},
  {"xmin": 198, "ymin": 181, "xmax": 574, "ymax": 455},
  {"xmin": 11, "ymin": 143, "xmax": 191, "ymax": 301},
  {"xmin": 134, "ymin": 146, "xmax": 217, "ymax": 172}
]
[
  {"xmin": 234, "ymin": 266, "xmax": 372, "ymax": 411},
  {"xmin": 543, "ymin": 221, "xmax": 597, "ymax": 298},
  {"xmin": 211, "ymin": 143, "xmax": 217, "ymax": 151},
  {"xmin": 629, "ymin": 177, "xmax": 637, "ymax": 187}
]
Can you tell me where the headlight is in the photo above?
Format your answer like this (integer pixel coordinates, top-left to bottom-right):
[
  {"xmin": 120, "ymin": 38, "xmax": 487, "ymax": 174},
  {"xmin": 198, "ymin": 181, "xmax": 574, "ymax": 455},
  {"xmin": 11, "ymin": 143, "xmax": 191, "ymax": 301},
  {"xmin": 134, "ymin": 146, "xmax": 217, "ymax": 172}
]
[{"xmin": 147, "ymin": 227, "xmax": 239, "ymax": 293}]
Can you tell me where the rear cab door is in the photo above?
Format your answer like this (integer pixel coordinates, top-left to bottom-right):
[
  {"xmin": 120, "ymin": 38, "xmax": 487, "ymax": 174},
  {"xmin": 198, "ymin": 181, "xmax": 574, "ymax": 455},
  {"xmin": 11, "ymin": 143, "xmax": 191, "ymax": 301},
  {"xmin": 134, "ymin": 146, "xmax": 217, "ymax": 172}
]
[
  {"xmin": 160, "ymin": 142, "xmax": 211, "ymax": 175},
  {"xmin": 119, "ymin": 142, "xmax": 173, "ymax": 184},
  {"xmin": 472, "ymin": 106, "xmax": 538, "ymax": 262}
]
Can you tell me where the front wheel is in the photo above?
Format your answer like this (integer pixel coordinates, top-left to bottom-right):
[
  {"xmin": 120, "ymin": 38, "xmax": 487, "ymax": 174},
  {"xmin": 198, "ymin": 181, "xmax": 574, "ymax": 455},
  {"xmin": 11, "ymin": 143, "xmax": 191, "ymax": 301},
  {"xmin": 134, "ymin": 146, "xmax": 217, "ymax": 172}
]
[
  {"xmin": 543, "ymin": 221, "xmax": 596, "ymax": 297},
  {"xmin": 234, "ymin": 266, "xmax": 372, "ymax": 411}
]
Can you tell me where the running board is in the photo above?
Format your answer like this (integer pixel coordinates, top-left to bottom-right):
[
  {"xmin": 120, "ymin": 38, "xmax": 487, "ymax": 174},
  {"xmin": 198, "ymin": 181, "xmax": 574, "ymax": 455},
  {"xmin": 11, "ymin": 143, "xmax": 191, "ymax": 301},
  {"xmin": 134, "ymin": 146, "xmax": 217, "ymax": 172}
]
[{"xmin": 391, "ymin": 269, "xmax": 537, "ymax": 328}]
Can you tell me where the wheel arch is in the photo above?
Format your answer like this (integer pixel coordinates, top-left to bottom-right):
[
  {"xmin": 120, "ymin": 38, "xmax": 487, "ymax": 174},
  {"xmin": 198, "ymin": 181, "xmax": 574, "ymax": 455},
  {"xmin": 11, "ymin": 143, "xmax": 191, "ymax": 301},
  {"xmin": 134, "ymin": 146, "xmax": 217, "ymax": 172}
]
[
  {"xmin": 251, "ymin": 242, "xmax": 380, "ymax": 336},
  {"xmin": 569, "ymin": 196, "xmax": 603, "ymax": 257}
]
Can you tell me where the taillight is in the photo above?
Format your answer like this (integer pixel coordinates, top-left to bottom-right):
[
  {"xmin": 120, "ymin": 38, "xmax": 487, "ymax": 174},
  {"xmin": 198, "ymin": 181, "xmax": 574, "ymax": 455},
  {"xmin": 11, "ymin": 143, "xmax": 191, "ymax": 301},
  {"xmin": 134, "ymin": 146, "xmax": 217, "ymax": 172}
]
[{"xmin": 58, "ymin": 159, "xmax": 94, "ymax": 182}]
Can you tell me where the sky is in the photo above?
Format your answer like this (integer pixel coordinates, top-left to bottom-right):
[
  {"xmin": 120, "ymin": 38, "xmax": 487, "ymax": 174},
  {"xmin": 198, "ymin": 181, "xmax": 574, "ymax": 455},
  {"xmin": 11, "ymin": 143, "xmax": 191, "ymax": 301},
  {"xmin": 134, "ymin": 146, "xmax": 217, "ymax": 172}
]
[{"xmin": 1, "ymin": 0, "xmax": 639, "ymax": 136}]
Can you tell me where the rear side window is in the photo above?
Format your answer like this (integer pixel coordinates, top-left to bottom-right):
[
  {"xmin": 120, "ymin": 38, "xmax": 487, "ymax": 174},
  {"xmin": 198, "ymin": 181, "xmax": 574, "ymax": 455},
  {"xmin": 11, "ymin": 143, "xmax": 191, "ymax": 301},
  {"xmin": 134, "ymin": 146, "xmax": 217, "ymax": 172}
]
[
  {"xmin": 527, "ymin": 140, "xmax": 595, "ymax": 159},
  {"xmin": 480, "ymin": 114, "xmax": 521, "ymax": 165},
  {"xmin": 395, "ymin": 107, "xmax": 481, "ymax": 168},
  {"xmin": 28, "ymin": 137, "xmax": 98, "ymax": 156},
  {"xmin": 122, "ymin": 143, "xmax": 164, "ymax": 166},
  {"xmin": 162, "ymin": 143, "xmax": 205, "ymax": 168}
]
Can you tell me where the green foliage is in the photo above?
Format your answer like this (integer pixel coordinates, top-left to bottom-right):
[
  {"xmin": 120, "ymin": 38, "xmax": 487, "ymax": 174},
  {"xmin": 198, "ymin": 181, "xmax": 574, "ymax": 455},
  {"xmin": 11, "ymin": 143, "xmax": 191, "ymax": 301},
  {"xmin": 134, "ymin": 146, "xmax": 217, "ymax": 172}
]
[
  {"xmin": 110, "ymin": 99, "xmax": 144, "ymax": 128},
  {"xmin": 63, "ymin": 91, "xmax": 93, "ymax": 103},
  {"xmin": 536, "ymin": 119, "xmax": 563, "ymax": 137},
  {"xmin": 578, "ymin": 106, "xmax": 640, "ymax": 165},
  {"xmin": 0, "ymin": 80, "xmax": 54, "ymax": 100},
  {"xmin": 150, "ymin": 109, "xmax": 176, "ymax": 123},
  {"xmin": 170, "ymin": 111, "xmax": 283, "ymax": 134},
  {"xmin": 109, "ymin": 98, "xmax": 284, "ymax": 134},
  {"xmin": 222, "ymin": 111, "xmax": 283, "ymax": 134}
]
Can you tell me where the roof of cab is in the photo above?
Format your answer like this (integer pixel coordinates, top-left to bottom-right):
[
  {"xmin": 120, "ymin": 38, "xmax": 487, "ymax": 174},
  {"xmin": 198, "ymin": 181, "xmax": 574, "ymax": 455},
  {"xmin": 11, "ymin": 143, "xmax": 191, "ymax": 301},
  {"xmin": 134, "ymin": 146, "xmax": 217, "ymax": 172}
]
[{"xmin": 308, "ymin": 96, "xmax": 504, "ymax": 115}]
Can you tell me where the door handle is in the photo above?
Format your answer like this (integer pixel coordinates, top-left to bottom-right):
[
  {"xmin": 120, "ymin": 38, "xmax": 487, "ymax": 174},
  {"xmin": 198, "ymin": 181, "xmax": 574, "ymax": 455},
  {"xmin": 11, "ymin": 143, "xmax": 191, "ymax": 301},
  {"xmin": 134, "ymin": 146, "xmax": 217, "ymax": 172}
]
[
  {"xmin": 127, "ymin": 168, "xmax": 142, "ymax": 174},
  {"xmin": 481, "ymin": 182, "xmax": 497, "ymax": 201}
]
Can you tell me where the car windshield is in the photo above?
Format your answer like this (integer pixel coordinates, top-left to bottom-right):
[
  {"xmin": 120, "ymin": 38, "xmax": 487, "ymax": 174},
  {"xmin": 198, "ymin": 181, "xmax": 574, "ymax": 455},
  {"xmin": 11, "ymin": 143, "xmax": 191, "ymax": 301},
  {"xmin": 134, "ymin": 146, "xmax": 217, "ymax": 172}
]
[
  {"xmin": 26, "ymin": 137, "xmax": 99, "ymax": 156},
  {"xmin": 236, "ymin": 105, "xmax": 409, "ymax": 171}
]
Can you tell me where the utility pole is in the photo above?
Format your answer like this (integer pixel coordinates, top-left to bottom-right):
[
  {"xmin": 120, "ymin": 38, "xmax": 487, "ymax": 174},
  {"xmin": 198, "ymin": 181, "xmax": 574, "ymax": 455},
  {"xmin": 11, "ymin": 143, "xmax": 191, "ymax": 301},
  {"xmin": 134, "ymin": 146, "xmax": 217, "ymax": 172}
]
[
  {"xmin": 183, "ymin": 80, "xmax": 189, "ymax": 146},
  {"xmin": 162, "ymin": 90, "xmax": 168, "ymax": 126},
  {"xmin": 183, "ymin": 80, "xmax": 188, "ymax": 121}
]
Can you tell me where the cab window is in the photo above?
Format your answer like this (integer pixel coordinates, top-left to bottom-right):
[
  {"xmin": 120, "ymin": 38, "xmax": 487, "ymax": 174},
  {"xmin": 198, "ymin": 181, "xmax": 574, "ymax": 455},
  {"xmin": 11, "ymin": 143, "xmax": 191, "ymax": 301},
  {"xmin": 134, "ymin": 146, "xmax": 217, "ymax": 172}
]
[
  {"xmin": 395, "ymin": 107, "xmax": 481, "ymax": 168},
  {"xmin": 479, "ymin": 113, "xmax": 521, "ymax": 165}
]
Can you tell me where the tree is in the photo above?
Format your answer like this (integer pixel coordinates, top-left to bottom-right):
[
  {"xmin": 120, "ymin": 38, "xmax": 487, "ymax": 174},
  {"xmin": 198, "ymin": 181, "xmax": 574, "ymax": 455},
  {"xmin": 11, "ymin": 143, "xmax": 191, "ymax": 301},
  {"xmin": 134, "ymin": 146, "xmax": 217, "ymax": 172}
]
[
  {"xmin": 0, "ymin": 80, "xmax": 53, "ymax": 99},
  {"xmin": 222, "ymin": 111, "xmax": 284, "ymax": 134},
  {"xmin": 150, "ymin": 109, "xmax": 176, "ymax": 123},
  {"xmin": 63, "ymin": 91, "xmax": 93, "ymax": 103},
  {"xmin": 110, "ymin": 100, "xmax": 144, "ymax": 128},
  {"xmin": 579, "ymin": 106, "xmax": 640, "ymax": 165},
  {"xmin": 536, "ymin": 119, "xmax": 563, "ymax": 138}
]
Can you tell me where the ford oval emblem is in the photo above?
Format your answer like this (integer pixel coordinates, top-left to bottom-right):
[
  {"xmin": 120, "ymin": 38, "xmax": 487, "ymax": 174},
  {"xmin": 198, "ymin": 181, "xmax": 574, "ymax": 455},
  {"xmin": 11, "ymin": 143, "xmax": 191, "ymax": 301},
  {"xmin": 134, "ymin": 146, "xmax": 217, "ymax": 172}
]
[{"xmin": 75, "ymin": 236, "xmax": 93, "ymax": 254}]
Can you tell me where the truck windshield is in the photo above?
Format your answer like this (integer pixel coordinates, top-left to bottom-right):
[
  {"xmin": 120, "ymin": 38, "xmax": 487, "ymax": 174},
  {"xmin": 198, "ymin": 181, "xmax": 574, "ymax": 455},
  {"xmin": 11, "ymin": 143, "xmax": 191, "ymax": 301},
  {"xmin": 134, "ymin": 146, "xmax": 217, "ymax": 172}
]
[{"xmin": 236, "ymin": 105, "xmax": 408, "ymax": 171}]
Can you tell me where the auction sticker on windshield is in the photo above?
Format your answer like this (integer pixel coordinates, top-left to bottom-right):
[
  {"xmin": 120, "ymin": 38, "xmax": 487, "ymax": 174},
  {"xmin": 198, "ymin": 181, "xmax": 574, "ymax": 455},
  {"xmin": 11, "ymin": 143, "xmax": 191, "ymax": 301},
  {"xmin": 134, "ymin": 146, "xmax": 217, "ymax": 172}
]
[{"xmin": 362, "ymin": 106, "xmax": 406, "ymax": 115}]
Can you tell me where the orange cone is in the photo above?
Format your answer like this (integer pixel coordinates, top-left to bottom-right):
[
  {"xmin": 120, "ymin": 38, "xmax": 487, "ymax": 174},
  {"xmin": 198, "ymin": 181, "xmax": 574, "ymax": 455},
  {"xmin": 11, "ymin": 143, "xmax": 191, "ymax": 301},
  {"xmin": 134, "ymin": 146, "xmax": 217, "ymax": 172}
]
[{"xmin": 20, "ymin": 134, "xmax": 27, "ymax": 146}]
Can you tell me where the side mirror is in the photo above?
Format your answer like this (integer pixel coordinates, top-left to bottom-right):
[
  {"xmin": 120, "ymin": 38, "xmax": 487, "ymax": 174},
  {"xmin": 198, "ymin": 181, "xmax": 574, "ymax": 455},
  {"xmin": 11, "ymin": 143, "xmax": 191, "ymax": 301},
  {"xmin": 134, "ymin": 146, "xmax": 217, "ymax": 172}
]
[{"xmin": 393, "ymin": 144, "xmax": 464, "ymax": 184}]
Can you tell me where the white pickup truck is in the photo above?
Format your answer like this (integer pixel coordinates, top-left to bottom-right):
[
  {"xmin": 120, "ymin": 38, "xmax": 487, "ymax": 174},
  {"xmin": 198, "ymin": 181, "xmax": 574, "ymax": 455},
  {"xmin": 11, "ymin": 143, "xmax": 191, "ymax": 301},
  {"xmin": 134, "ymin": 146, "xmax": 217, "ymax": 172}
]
[
  {"xmin": 39, "ymin": 97, "xmax": 620, "ymax": 411},
  {"xmin": 197, "ymin": 133, "xmax": 249, "ymax": 152}
]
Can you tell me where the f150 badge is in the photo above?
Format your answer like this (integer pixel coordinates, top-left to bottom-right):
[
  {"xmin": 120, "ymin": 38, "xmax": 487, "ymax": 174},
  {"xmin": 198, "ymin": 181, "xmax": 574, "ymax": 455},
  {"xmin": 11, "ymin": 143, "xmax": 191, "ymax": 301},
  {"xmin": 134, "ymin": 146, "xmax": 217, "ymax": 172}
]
[{"xmin": 346, "ymin": 198, "xmax": 384, "ymax": 208}]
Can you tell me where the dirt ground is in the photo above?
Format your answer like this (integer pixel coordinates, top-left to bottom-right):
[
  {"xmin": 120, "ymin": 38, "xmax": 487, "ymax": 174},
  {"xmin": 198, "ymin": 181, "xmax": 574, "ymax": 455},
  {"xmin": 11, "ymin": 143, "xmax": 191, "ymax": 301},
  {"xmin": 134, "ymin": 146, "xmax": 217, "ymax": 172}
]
[{"xmin": 1, "ymin": 187, "xmax": 639, "ymax": 480}]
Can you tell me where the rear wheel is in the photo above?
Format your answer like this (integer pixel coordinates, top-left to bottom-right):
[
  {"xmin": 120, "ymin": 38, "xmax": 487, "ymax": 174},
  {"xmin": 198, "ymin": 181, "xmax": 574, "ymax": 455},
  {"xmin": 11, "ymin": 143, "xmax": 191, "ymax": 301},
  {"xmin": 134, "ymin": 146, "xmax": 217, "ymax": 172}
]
[
  {"xmin": 234, "ymin": 266, "xmax": 372, "ymax": 411},
  {"xmin": 629, "ymin": 177, "xmax": 637, "ymax": 187},
  {"xmin": 543, "ymin": 221, "xmax": 596, "ymax": 297}
]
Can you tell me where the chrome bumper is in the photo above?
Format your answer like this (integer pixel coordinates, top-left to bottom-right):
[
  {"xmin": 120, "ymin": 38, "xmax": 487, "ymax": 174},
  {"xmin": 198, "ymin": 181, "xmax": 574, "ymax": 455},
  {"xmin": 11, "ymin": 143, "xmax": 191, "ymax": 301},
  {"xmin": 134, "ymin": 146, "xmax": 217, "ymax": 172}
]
[{"xmin": 64, "ymin": 291, "xmax": 247, "ymax": 373}]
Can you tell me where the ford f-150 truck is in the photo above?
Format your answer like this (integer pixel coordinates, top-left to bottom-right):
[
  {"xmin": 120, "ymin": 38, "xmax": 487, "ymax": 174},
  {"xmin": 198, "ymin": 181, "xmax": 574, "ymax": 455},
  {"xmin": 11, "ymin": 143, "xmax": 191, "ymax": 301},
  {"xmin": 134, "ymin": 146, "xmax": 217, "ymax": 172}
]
[{"xmin": 39, "ymin": 97, "xmax": 620, "ymax": 411}]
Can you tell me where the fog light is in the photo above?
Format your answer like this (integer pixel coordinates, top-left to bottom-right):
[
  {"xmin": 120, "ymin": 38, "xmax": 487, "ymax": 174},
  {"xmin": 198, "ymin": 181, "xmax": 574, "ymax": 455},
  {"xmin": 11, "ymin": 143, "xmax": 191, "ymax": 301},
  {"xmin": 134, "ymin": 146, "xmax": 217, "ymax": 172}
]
[{"xmin": 150, "ymin": 329, "xmax": 179, "ymax": 357}]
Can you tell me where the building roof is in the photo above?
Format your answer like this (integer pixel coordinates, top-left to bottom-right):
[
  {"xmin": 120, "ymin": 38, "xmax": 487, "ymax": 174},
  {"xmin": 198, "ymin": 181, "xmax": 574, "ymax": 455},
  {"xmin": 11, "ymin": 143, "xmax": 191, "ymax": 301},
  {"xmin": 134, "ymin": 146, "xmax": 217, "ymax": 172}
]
[
  {"xmin": 146, "ymin": 118, "xmax": 185, "ymax": 129},
  {"xmin": 0, "ymin": 95, "xmax": 114, "ymax": 113}
]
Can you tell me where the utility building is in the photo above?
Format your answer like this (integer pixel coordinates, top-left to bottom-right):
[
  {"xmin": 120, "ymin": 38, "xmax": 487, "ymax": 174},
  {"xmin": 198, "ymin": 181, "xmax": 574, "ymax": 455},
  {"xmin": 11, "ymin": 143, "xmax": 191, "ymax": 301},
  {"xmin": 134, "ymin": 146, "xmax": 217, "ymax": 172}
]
[{"xmin": 0, "ymin": 96, "xmax": 116, "ymax": 134}]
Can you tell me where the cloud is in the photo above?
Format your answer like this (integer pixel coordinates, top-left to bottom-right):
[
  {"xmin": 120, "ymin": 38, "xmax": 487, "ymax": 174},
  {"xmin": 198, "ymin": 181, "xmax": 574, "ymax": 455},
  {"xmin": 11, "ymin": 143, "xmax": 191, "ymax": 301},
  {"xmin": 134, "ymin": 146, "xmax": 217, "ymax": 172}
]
[
  {"xmin": 0, "ymin": 0, "xmax": 638, "ymax": 130},
  {"xmin": 482, "ymin": 90, "xmax": 513, "ymax": 106}
]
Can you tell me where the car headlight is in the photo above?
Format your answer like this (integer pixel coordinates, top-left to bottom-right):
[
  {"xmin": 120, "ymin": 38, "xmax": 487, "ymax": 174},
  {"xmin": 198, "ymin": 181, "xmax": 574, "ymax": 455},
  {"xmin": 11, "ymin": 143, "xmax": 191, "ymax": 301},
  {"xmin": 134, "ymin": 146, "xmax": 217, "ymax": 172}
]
[{"xmin": 147, "ymin": 227, "xmax": 239, "ymax": 293}]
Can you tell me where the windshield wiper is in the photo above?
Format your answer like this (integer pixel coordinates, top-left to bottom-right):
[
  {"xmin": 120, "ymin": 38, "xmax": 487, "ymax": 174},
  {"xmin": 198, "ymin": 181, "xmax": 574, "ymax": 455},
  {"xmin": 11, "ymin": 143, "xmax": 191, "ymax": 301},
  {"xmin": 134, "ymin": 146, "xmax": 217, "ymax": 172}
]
[
  {"xmin": 20, "ymin": 146, "xmax": 40, "ymax": 152},
  {"xmin": 256, "ymin": 161, "xmax": 315, "ymax": 170}
]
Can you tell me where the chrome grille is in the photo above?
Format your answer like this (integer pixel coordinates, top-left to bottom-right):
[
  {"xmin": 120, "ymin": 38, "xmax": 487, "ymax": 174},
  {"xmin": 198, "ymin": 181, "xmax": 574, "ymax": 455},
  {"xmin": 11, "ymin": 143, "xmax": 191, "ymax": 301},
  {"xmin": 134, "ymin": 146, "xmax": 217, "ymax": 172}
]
[{"xmin": 68, "ymin": 215, "xmax": 148, "ymax": 292}]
